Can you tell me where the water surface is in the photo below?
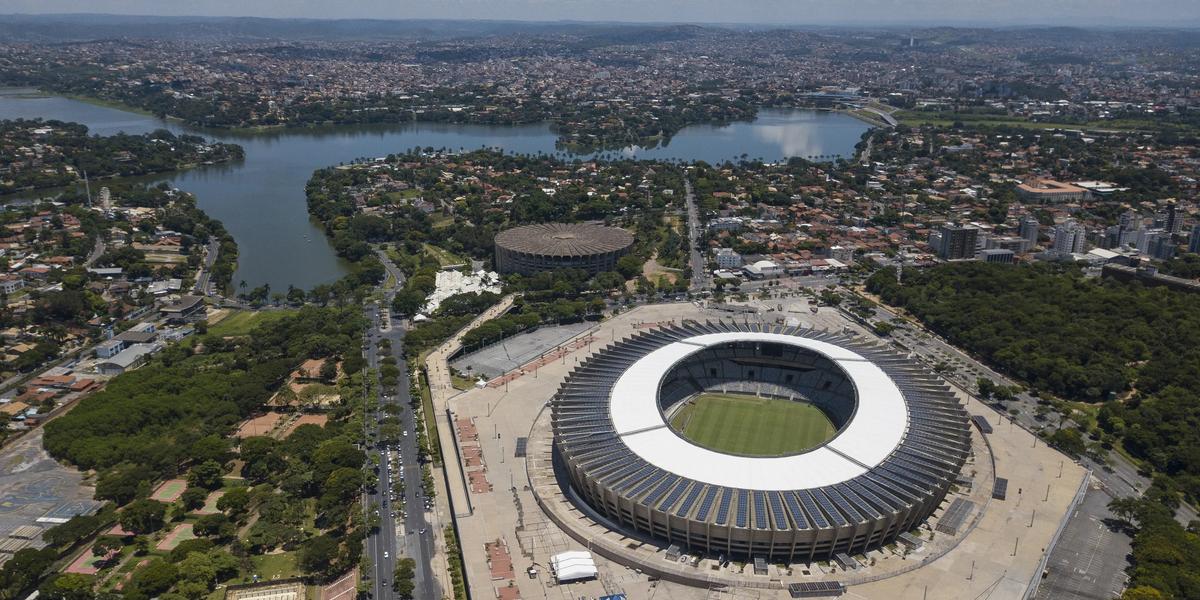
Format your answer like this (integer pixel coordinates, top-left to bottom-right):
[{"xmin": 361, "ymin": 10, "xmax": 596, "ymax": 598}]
[{"xmin": 0, "ymin": 88, "xmax": 869, "ymax": 290}]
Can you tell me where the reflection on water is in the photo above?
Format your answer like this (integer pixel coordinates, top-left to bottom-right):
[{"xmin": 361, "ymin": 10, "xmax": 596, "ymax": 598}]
[{"xmin": 0, "ymin": 89, "xmax": 870, "ymax": 290}]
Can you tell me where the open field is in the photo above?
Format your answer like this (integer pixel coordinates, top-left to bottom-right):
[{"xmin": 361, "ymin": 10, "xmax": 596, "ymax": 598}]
[
  {"xmin": 208, "ymin": 309, "xmax": 296, "ymax": 337},
  {"xmin": 670, "ymin": 393, "xmax": 835, "ymax": 456},
  {"xmin": 423, "ymin": 243, "xmax": 466, "ymax": 267}
]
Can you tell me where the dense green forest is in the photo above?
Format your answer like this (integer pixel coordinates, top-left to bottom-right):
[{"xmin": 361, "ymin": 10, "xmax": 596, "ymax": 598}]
[
  {"xmin": 44, "ymin": 306, "xmax": 365, "ymax": 477},
  {"xmin": 868, "ymin": 262, "xmax": 1200, "ymax": 599},
  {"xmin": 3, "ymin": 306, "xmax": 370, "ymax": 599},
  {"xmin": 1109, "ymin": 495, "xmax": 1200, "ymax": 599},
  {"xmin": 867, "ymin": 262, "xmax": 1200, "ymax": 497}
]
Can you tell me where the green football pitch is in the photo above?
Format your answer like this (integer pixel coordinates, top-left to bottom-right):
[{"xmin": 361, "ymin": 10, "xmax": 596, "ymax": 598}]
[{"xmin": 669, "ymin": 393, "xmax": 836, "ymax": 456}]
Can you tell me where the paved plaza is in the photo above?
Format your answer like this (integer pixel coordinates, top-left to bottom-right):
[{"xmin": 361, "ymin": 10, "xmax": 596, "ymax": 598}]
[{"xmin": 438, "ymin": 302, "xmax": 1087, "ymax": 600}]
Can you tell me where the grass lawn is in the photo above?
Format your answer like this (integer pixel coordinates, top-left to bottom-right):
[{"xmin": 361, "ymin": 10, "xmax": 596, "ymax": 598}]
[
  {"xmin": 208, "ymin": 310, "xmax": 296, "ymax": 337},
  {"xmin": 247, "ymin": 552, "xmax": 299, "ymax": 581},
  {"xmin": 671, "ymin": 393, "xmax": 836, "ymax": 456},
  {"xmin": 418, "ymin": 368, "xmax": 443, "ymax": 466},
  {"xmin": 423, "ymin": 243, "xmax": 466, "ymax": 267},
  {"xmin": 451, "ymin": 374, "xmax": 478, "ymax": 391}
]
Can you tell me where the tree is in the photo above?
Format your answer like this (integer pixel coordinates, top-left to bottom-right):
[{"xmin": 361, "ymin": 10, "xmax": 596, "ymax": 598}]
[
  {"xmin": 129, "ymin": 560, "xmax": 177, "ymax": 597},
  {"xmin": 216, "ymin": 487, "xmax": 250, "ymax": 517},
  {"xmin": 977, "ymin": 378, "xmax": 997, "ymax": 400},
  {"xmin": 92, "ymin": 535, "xmax": 123, "ymax": 558},
  {"xmin": 95, "ymin": 463, "xmax": 155, "ymax": 505},
  {"xmin": 1121, "ymin": 587, "xmax": 1166, "ymax": 600},
  {"xmin": 298, "ymin": 535, "xmax": 339, "ymax": 577},
  {"xmin": 187, "ymin": 460, "xmax": 225, "ymax": 490},
  {"xmin": 0, "ymin": 548, "xmax": 57, "ymax": 597},
  {"xmin": 189, "ymin": 435, "xmax": 231, "ymax": 466},
  {"xmin": 167, "ymin": 538, "xmax": 215, "ymax": 563},
  {"xmin": 38, "ymin": 573, "xmax": 95, "ymax": 600},
  {"xmin": 118, "ymin": 499, "xmax": 166, "ymax": 535},
  {"xmin": 193, "ymin": 514, "xmax": 234, "ymax": 540},
  {"xmin": 319, "ymin": 358, "xmax": 338, "ymax": 382},
  {"xmin": 181, "ymin": 487, "xmax": 208, "ymax": 511},
  {"xmin": 616, "ymin": 255, "xmax": 643, "ymax": 279},
  {"xmin": 43, "ymin": 514, "xmax": 104, "ymax": 549}
]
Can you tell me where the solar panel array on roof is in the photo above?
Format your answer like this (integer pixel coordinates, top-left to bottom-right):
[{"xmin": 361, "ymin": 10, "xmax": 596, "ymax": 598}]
[
  {"xmin": 971, "ymin": 414, "xmax": 993, "ymax": 434},
  {"xmin": 935, "ymin": 498, "xmax": 975, "ymax": 535},
  {"xmin": 788, "ymin": 581, "xmax": 846, "ymax": 598},
  {"xmin": 992, "ymin": 477, "xmax": 1008, "ymax": 500}
]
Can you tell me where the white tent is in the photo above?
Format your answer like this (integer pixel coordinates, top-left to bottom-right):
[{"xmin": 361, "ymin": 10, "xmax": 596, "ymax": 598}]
[{"xmin": 550, "ymin": 550, "xmax": 597, "ymax": 583}]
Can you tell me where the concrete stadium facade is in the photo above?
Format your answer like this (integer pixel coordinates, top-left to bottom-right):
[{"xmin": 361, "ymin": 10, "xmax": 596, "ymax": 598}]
[
  {"xmin": 494, "ymin": 223, "xmax": 634, "ymax": 275},
  {"xmin": 551, "ymin": 321, "xmax": 971, "ymax": 563}
]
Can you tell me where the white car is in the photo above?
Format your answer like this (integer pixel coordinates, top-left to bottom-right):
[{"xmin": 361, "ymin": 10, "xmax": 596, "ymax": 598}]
[{"xmin": 383, "ymin": 551, "xmax": 389, "ymax": 559}]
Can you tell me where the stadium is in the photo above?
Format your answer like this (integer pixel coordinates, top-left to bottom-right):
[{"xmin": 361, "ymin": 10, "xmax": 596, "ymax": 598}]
[
  {"xmin": 494, "ymin": 223, "xmax": 634, "ymax": 275},
  {"xmin": 550, "ymin": 321, "xmax": 971, "ymax": 563}
]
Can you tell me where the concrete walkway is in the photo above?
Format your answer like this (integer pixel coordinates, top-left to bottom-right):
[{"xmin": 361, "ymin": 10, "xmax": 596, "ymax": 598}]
[{"xmin": 423, "ymin": 294, "xmax": 516, "ymax": 597}]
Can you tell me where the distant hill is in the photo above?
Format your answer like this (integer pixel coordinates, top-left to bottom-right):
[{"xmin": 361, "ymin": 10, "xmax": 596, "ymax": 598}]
[
  {"xmin": 0, "ymin": 14, "xmax": 1195, "ymax": 45},
  {"xmin": 0, "ymin": 14, "xmax": 717, "ymax": 43}
]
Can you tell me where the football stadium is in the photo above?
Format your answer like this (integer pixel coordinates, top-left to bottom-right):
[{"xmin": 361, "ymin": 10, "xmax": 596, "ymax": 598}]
[{"xmin": 550, "ymin": 321, "xmax": 972, "ymax": 563}]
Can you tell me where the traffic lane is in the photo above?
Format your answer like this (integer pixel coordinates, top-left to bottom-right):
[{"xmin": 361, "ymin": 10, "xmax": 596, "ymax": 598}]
[{"xmin": 378, "ymin": 326, "xmax": 436, "ymax": 598}]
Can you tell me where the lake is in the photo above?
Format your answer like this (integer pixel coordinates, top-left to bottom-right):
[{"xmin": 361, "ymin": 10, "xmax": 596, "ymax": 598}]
[{"xmin": 0, "ymin": 88, "xmax": 870, "ymax": 291}]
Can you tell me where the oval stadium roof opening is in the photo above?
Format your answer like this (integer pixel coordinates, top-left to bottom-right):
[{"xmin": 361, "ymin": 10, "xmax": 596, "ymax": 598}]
[{"xmin": 551, "ymin": 320, "xmax": 971, "ymax": 562}]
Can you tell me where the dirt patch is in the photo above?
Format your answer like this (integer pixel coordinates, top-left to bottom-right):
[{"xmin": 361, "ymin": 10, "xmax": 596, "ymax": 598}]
[
  {"xmin": 236, "ymin": 413, "xmax": 283, "ymax": 438},
  {"xmin": 642, "ymin": 255, "xmax": 681, "ymax": 285},
  {"xmin": 279, "ymin": 414, "xmax": 328, "ymax": 438}
]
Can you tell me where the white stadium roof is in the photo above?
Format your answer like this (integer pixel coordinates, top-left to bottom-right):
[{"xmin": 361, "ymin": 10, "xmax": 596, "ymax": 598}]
[{"xmin": 608, "ymin": 331, "xmax": 908, "ymax": 491}]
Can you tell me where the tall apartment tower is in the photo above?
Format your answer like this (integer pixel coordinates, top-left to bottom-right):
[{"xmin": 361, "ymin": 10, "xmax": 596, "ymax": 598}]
[
  {"xmin": 1053, "ymin": 220, "xmax": 1086, "ymax": 255},
  {"xmin": 938, "ymin": 224, "xmax": 979, "ymax": 260},
  {"xmin": 1019, "ymin": 215, "xmax": 1040, "ymax": 246},
  {"xmin": 1165, "ymin": 201, "xmax": 1181, "ymax": 234}
]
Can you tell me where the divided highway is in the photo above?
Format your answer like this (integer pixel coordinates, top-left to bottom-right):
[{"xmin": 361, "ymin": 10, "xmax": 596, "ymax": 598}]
[{"xmin": 362, "ymin": 252, "xmax": 438, "ymax": 599}]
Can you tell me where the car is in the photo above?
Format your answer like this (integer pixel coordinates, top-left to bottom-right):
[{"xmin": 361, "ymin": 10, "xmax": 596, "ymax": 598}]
[
  {"xmin": 419, "ymin": 528, "xmax": 427, "ymax": 534},
  {"xmin": 384, "ymin": 551, "xmax": 389, "ymax": 559}
]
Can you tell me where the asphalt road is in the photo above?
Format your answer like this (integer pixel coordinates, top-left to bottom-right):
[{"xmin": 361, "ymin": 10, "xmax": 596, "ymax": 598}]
[
  {"xmin": 194, "ymin": 238, "xmax": 220, "ymax": 296},
  {"xmin": 361, "ymin": 251, "xmax": 438, "ymax": 599},
  {"xmin": 683, "ymin": 177, "xmax": 708, "ymax": 293},
  {"xmin": 84, "ymin": 237, "xmax": 105, "ymax": 268}
]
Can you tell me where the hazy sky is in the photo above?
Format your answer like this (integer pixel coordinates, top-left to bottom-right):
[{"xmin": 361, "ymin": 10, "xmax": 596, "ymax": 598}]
[{"xmin": 5, "ymin": 0, "xmax": 1199, "ymax": 26}]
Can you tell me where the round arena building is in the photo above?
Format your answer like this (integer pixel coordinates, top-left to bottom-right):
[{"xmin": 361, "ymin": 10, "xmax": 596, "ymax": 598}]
[
  {"xmin": 494, "ymin": 223, "xmax": 634, "ymax": 275},
  {"xmin": 551, "ymin": 321, "xmax": 971, "ymax": 563}
]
